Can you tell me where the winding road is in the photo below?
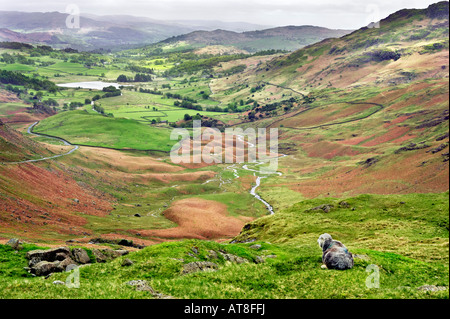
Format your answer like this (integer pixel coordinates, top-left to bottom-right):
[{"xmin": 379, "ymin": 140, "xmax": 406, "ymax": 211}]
[{"xmin": 1, "ymin": 122, "xmax": 79, "ymax": 165}]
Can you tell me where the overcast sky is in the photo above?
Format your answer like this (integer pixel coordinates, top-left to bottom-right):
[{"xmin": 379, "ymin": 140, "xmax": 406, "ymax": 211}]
[{"xmin": 0, "ymin": 0, "xmax": 442, "ymax": 29}]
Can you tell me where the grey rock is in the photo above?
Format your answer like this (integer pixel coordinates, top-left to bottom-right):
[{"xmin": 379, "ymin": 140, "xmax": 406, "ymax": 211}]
[
  {"xmin": 27, "ymin": 247, "xmax": 70, "ymax": 263},
  {"xmin": 121, "ymin": 258, "xmax": 134, "ymax": 267},
  {"xmin": 6, "ymin": 238, "xmax": 23, "ymax": 250},
  {"xmin": 310, "ymin": 204, "xmax": 334, "ymax": 213},
  {"xmin": 417, "ymin": 285, "xmax": 448, "ymax": 292},
  {"xmin": 249, "ymin": 244, "xmax": 262, "ymax": 250},
  {"xmin": 58, "ymin": 257, "xmax": 77, "ymax": 271},
  {"xmin": 220, "ymin": 252, "xmax": 248, "ymax": 264},
  {"xmin": 182, "ymin": 261, "xmax": 219, "ymax": 274},
  {"xmin": 339, "ymin": 201, "xmax": 350, "ymax": 208},
  {"xmin": 52, "ymin": 280, "xmax": 65, "ymax": 285},
  {"xmin": 92, "ymin": 248, "xmax": 129, "ymax": 263},
  {"xmin": 126, "ymin": 280, "xmax": 157, "ymax": 293},
  {"xmin": 32, "ymin": 261, "xmax": 62, "ymax": 276},
  {"xmin": 254, "ymin": 256, "xmax": 265, "ymax": 264},
  {"xmin": 125, "ymin": 280, "xmax": 175, "ymax": 299},
  {"xmin": 70, "ymin": 248, "xmax": 91, "ymax": 264}
]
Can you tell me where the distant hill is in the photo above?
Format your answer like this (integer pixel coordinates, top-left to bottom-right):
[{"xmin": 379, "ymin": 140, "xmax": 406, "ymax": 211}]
[
  {"xmin": 160, "ymin": 25, "xmax": 353, "ymax": 52},
  {"xmin": 0, "ymin": 11, "xmax": 270, "ymax": 51}
]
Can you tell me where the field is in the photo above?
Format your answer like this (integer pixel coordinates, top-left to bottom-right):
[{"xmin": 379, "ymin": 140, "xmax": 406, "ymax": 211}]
[
  {"xmin": 91, "ymin": 89, "xmax": 227, "ymax": 123},
  {"xmin": 33, "ymin": 110, "xmax": 174, "ymax": 152}
]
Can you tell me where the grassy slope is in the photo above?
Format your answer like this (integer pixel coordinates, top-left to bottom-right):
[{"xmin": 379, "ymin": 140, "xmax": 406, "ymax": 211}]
[
  {"xmin": 0, "ymin": 193, "xmax": 447, "ymax": 299},
  {"xmin": 33, "ymin": 110, "xmax": 174, "ymax": 152}
]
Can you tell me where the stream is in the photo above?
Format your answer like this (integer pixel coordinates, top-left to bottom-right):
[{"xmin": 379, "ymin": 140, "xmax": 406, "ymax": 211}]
[{"xmin": 203, "ymin": 134, "xmax": 286, "ymax": 215}]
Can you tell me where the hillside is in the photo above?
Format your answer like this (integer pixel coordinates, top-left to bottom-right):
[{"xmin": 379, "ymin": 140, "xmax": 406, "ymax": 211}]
[
  {"xmin": 209, "ymin": 1, "xmax": 449, "ymax": 200},
  {"xmin": 159, "ymin": 25, "xmax": 353, "ymax": 52}
]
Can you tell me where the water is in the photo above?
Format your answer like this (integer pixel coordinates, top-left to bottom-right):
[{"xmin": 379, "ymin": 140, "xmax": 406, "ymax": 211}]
[{"xmin": 57, "ymin": 81, "xmax": 129, "ymax": 90}]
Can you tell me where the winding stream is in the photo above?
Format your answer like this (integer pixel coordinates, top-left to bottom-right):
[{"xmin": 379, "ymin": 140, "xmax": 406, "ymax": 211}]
[{"xmin": 202, "ymin": 134, "xmax": 286, "ymax": 215}]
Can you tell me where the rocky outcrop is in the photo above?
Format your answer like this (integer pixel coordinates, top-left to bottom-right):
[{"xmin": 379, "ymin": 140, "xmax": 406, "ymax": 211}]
[
  {"xmin": 182, "ymin": 261, "xmax": 219, "ymax": 274},
  {"xmin": 92, "ymin": 248, "xmax": 128, "ymax": 263},
  {"xmin": 26, "ymin": 247, "xmax": 75, "ymax": 276},
  {"xmin": 71, "ymin": 248, "xmax": 91, "ymax": 264},
  {"xmin": 125, "ymin": 280, "xmax": 175, "ymax": 299},
  {"xmin": 25, "ymin": 246, "xmax": 129, "ymax": 276}
]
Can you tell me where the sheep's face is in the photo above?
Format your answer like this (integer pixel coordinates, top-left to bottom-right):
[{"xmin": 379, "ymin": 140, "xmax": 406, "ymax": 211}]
[{"xmin": 318, "ymin": 233, "xmax": 333, "ymax": 249}]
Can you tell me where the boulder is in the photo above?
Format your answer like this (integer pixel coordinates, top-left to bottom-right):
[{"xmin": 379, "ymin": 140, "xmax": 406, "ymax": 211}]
[
  {"xmin": 92, "ymin": 248, "xmax": 129, "ymax": 263},
  {"xmin": 6, "ymin": 238, "xmax": 22, "ymax": 250},
  {"xmin": 70, "ymin": 248, "xmax": 91, "ymax": 264},
  {"xmin": 26, "ymin": 247, "xmax": 70, "ymax": 263},
  {"xmin": 121, "ymin": 258, "xmax": 134, "ymax": 267},
  {"xmin": 32, "ymin": 261, "xmax": 62, "ymax": 276},
  {"xmin": 313, "ymin": 204, "xmax": 334, "ymax": 213},
  {"xmin": 219, "ymin": 252, "xmax": 248, "ymax": 264},
  {"xmin": 58, "ymin": 257, "xmax": 77, "ymax": 271}
]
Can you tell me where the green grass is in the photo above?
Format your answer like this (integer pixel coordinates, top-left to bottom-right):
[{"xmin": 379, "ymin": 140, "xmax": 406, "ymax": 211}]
[
  {"xmin": 95, "ymin": 90, "xmax": 226, "ymax": 123},
  {"xmin": 33, "ymin": 110, "xmax": 174, "ymax": 152}
]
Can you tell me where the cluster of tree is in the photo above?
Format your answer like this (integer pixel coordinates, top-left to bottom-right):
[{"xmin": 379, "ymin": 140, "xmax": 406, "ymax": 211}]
[
  {"xmin": 165, "ymin": 92, "xmax": 197, "ymax": 103},
  {"xmin": 117, "ymin": 73, "xmax": 152, "ymax": 82},
  {"xmin": 41, "ymin": 98, "xmax": 58, "ymax": 107},
  {"xmin": 205, "ymin": 106, "xmax": 224, "ymax": 112},
  {"xmin": 139, "ymin": 87, "xmax": 163, "ymax": 95},
  {"xmin": 250, "ymin": 83, "xmax": 265, "ymax": 93},
  {"xmin": 173, "ymin": 100, "xmax": 203, "ymax": 111},
  {"xmin": 0, "ymin": 70, "xmax": 59, "ymax": 93},
  {"xmin": 127, "ymin": 65, "xmax": 155, "ymax": 74},
  {"xmin": 0, "ymin": 42, "xmax": 33, "ymax": 50},
  {"xmin": 173, "ymin": 114, "xmax": 223, "ymax": 129},
  {"xmin": 62, "ymin": 101, "xmax": 83, "ymax": 110},
  {"xmin": 1, "ymin": 52, "xmax": 35, "ymax": 65},
  {"xmin": 367, "ymin": 49, "xmax": 401, "ymax": 62},
  {"xmin": 101, "ymin": 86, "xmax": 121, "ymax": 98}
]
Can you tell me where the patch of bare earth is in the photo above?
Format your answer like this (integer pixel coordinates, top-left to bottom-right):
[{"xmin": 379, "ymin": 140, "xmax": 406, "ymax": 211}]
[{"xmin": 137, "ymin": 198, "xmax": 251, "ymax": 241}]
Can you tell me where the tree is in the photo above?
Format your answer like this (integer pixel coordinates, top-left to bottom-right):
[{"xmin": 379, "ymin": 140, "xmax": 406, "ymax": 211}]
[{"xmin": 117, "ymin": 74, "xmax": 128, "ymax": 82}]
